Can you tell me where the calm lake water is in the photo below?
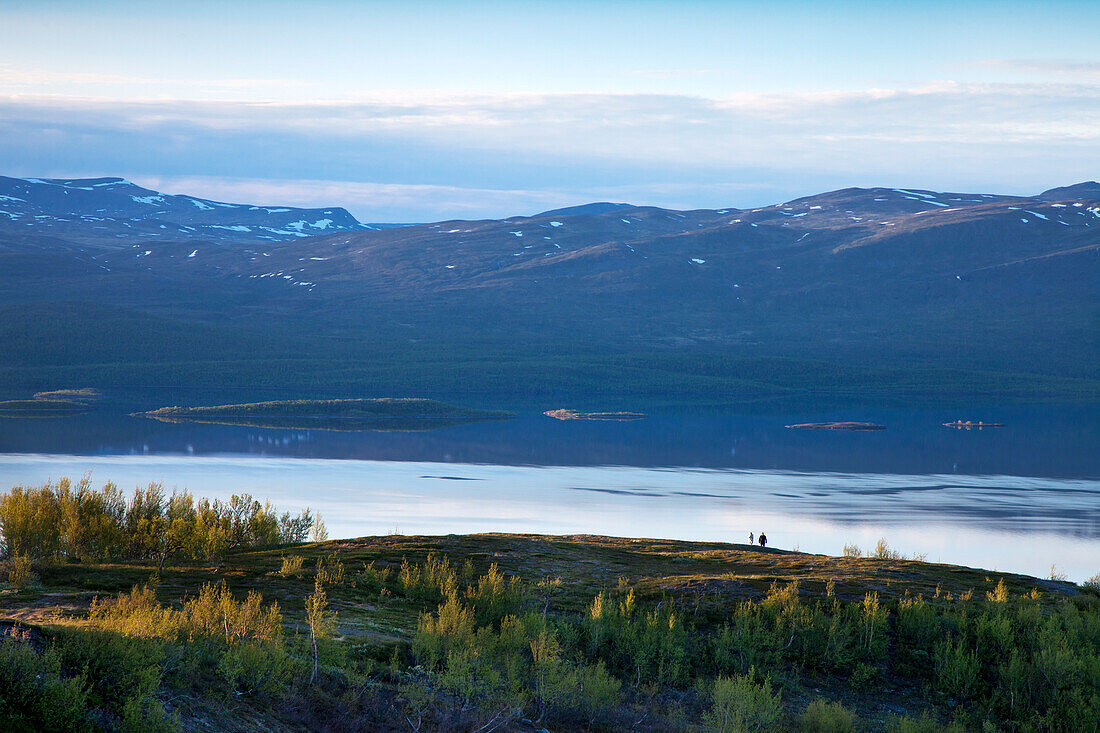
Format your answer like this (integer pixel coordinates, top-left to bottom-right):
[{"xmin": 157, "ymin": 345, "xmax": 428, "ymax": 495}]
[{"xmin": 1, "ymin": 391, "xmax": 1097, "ymax": 582}]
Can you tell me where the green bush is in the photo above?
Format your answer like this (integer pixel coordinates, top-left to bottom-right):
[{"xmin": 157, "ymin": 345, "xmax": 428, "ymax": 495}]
[
  {"xmin": 555, "ymin": 662, "xmax": 622, "ymax": 727},
  {"xmin": 277, "ymin": 554, "xmax": 305, "ymax": 577},
  {"xmin": 0, "ymin": 640, "xmax": 90, "ymax": 732},
  {"xmin": 798, "ymin": 698, "xmax": 859, "ymax": 732},
  {"xmin": 6, "ymin": 554, "xmax": 39, "ymax": 591},
  {"xmin": 934, "ymin": 638, "xmax": 981, "ymax": 699},
  {"xmin": 52, "ymin": 628, "xmax": 165, "ymax": 717},
  {"xmin": 895, "ymin": 593, "xmax": 940, "ymax": 677},
  {"xmin": 216, "ymin": 642, "xmax": 299, "ymax": 698},
  {"xmin": 887, "ymin": 711, "xmax": 966, "ymax": 732},
  {"xmin": 849, "ymin": 661, "xmax": 881, "ymax": 691},
  {"xmin": 399, "ymin": 552, "xmax": 459, "ymax": 603},
  {"xmin": 702, "ymin": 671, "xmax": 781, "ymax": 733}
]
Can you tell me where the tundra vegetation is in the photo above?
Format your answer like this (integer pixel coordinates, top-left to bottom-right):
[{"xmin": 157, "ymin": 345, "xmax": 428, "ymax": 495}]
[{"xmin": 0, "ymin": 479, "xmax": 1097, "ymax": 732}]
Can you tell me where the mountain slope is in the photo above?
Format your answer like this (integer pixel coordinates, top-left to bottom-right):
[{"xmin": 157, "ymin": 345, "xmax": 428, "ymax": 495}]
[
  {"xmin": 0, "ymin": 180, "xmax": 1097, "ymax": 395},
  {"xmin": 0, "ymin": 176, "xmax": 369, "ymax": 245}
]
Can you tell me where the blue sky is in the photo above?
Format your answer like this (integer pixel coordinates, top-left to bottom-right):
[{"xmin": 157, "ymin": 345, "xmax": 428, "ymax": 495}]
[{"xmin": 1, "ymin": 0, "xmax": 1097, "ymax": 220}]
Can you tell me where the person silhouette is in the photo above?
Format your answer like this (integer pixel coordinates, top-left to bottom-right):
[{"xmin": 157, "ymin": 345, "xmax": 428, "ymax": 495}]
[
  {"xmin": 758, "ymin": 533, "xmax": 767, "ymax": 548},
  {"xmin": 749, "ymin": 532, "xmax": 754, "ymax": 545}
]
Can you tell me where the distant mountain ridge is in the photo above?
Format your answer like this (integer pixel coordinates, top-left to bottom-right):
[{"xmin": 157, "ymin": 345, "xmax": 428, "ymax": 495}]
[
  {"xmin": 536, "ymin": 202, "xmax": 633, "ymax": 217},
  {"xmin": 0, "ymin": 175, "xmax": 370, "ymax": 245},
  {"xmin": 1037, "ymin": 181, "xmax": 1100, "ymax": 201},
  {"xmin": 0, "ymin": 177, "xmax": 1097, "ymax": 396}
]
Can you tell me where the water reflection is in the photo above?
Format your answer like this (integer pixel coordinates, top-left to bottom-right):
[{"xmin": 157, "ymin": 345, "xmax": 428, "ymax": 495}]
[
  {"xmin": 0, "ymin": 454, "xmax": 1095, "ymax": 582},
  {"xmin": 2, "ymin": 401, "xmax": 1099, "ymax": 478}
]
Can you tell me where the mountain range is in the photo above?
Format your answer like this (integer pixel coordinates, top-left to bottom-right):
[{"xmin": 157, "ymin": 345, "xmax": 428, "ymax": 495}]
[{"xmin": 1, "ymin": 175, "xmax": 1097, "ymax": 399}]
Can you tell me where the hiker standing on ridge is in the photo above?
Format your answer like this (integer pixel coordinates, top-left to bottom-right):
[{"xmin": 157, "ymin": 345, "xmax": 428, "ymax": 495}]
[
  {"xmin": 749, "ymin": 532, "xmax": 754, "ymax": 545},
  {"xmin": 759, "ymin": 533, "xmax": 767, "ymax": 548}
]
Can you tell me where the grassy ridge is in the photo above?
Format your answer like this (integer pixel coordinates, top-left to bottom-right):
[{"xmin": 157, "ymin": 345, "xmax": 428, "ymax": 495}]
[{"xmin": 1, "ymin": 481, "xmax": 1097, "ymax": 731}]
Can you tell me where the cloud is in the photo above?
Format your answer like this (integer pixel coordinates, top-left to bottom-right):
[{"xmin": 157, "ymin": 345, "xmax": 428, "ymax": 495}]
[
  {"xmin": 0, "ymin": 64, "xmax": 311, "ymax": 96},
  {"xmin": 1, "ymin": 81, "xmax": 1097, "ymax": 218},
  {"xmin": 630, "ymin": 70, "xmax": 729, "ymax": 78},
  {"xmin": 130, "ymin": 176, "xmax": 792, "ymax": 222},
  {"xmin": 133, "ymin": 175, "xmax": 588, "ymax": 221},
  {"xmin": 968, "ymin": 59, "xmax": 1100, "ymax": 80}
]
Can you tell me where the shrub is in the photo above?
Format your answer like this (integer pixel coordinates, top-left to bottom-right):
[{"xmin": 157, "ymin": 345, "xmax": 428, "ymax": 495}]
[
  {"xmin": 0, "ymin": 639, "xmax": 90, "ymax": 732},
  {"xmin": 277, "ymin": 555, "xmax": 305, "ymax": 577},
  {"xmin": 7, "ymin": 554, "xmax": 39, "ymax": 591},
  {"xmin": 317, "ymin": 554, "xmax": 345, "ymax": 585},
  {"xmin": 702, "ymin": 671, "xmax": 781, "ymax": 733},
  {"xmin": 184, "ymin": 582, "xmax": 283, "ymax": 645},
  {"xmin": 355, "ymin": 560, "xmax": 392, "ymax": 592},
  {"xmin": 465, "ymin": 563, "xmax": 528, "ymax": 625},
  {"xmin": 89, "ymin": 582, "xmax": 181, "ymax": 638},
  {"xmin": 1082, "ymin": 573, "xmax": 1100, "ymax": 591},
  {"xmin": 887, "ymin": 711, "xmax": 967, "ymax": 732},
  {"xmin": 714, "ymin": 613, "xmax": 782, "ymax": 677},
  {"xmin": 985, "ymin": 579, "xmax": 1008, "ymax": 603},
  {"xmin": 216, "ymin": 642, "xmax": 299, "ymax": 697},
  {"xmin": 874, "ymin": 537, "xmax": 901, "ymax": 560},
  {"xmin": 849, "ymin": 661, "xmax": 881, "ymax": 691},
  {"xmin": 859, "ymin": 592, "xmax": 888, "ymax": 659},
  {"xmin": 843, "ymin": 544, "xmax": 862, "ymax": 558},
  {"xmin": 895, "ymin": 593, "xmax": 940, "ymax": 677},
  {"xmin": 399, "ymin": 552, "xmax": 458, "ymax": 602},
  {"xmin": 52, "ymin": 628, "xmax": 166, "ymax": 724},
  {"xmin": 764, "ymin": 579, "xmax": 800, "ymax": 610},
  {"xmin": 798, "ymin": 698, "xmax": 859, "ymax": 732},
  {"xmin": 558, "ymin": 662, "xmax": 622, "ymax": 727},
  {"xmin": 93, "ymin": 580, "xmax": 283, "ymax": 646},
  {"xmin": 934, "ymin": 638, "xmax": 981, "ymax": 699}
]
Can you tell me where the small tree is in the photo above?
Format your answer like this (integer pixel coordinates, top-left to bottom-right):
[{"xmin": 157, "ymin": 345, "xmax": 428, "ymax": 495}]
[
  {"xmin": 310, "ymin": 513, "xmax": 328, "ymax": 543},
  {"xmin": 305, "ymin": 568, "xmax": 337, "ymax": 684}
]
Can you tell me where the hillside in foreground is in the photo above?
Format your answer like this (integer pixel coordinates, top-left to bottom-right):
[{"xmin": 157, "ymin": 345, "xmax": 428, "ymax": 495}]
[{"xmin": 1, "ymin": 482, "xmax": 1097, "ymax": 731}]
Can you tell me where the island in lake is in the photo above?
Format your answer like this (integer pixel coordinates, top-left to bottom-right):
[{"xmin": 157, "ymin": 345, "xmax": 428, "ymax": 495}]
[
  {"xmin": 785, "ymin": 421, "xmax": 886, "ymax": 430},
  {"xmin": 944, "ymin": 420, "xmax": 1006, "ymax": 429},
  {"xmin": 136, "ymin": 398, "xmax": 515, "ymax": 432},
  {"xmin": 544, "ymin": 409, "xmax": 646, "ymax": 421}
]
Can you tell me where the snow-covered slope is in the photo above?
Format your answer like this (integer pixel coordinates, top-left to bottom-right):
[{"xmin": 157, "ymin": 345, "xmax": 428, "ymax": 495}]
[{"xmin": 0, "ymin": 176, "xmax": 369, "ymax": 245}]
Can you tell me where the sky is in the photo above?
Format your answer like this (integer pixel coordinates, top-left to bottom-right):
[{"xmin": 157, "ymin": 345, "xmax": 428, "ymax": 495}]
[{"xmin": 1, "ymin": 0, "xmax": 1098, "ymax": 221}]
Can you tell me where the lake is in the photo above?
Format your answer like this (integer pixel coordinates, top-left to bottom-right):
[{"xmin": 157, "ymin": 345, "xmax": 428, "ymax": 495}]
[{"xmin": 1, "ymin": 391, "xmax": 1097, "ymax": 582}]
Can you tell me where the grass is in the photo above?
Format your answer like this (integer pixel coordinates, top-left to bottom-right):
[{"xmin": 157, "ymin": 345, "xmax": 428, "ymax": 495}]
[{"xmin": 3, "ymin": 531, "xmax": 1095, "ymax": 731}]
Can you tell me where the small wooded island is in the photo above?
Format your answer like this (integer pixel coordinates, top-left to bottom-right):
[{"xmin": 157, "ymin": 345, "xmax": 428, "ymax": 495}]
[
  {"xmin": 0, "ymin": 387, "xmax": 102, "ymax": 417},
  {"xmin": 544, "ymin": 409, "xmax": 646, "ymax": 421},
  {"xmin": 136, "ymin": 398, "xmax": 514, "ymax": 432},
  {"xmin": 943, "ymin": 420, "xmax": 1006, "ymax": 429}
]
